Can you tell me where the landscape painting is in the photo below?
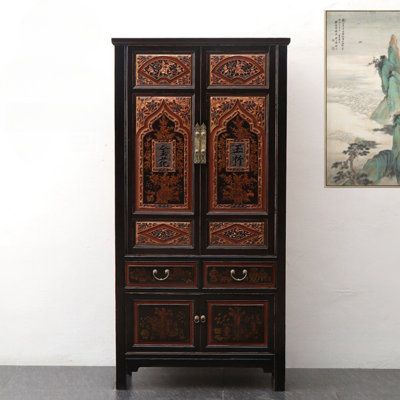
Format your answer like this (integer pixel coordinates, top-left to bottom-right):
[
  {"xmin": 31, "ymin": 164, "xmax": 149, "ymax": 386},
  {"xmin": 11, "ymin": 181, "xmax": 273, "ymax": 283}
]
[{"xmin": 326, "ymin": 10, "xmax": 400, "ymax": 186}]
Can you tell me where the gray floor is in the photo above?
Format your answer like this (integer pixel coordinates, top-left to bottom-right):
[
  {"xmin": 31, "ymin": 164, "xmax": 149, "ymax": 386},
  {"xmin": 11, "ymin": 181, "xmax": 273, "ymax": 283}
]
[{"xmin": 0, "ymin": 366, "xmax": 399, "ymax": 400}]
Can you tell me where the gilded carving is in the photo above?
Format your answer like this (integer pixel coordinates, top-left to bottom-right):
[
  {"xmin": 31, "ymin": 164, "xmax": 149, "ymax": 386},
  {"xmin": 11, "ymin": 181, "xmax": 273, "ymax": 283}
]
[
  {"xmin": 136, "ymin": 96, "xmax": 192, "ymax": 211},
  {"xmin": 209, "ymin": 54, "xmax": 267, "ymax": 86},
  {"xmin": 209, "ymin": 96, "xmax": 267, "ymax": 211},
  {"xmin": 135, "ymin": 221, "xmax": 192, "ymax": 246},
  {"xmin": 208, "ymin": 221, "xmax": 265, "ymax": 246},
  {"xmin": 136, "ymin": 54, "xmax": 192, "ymax": 86}
]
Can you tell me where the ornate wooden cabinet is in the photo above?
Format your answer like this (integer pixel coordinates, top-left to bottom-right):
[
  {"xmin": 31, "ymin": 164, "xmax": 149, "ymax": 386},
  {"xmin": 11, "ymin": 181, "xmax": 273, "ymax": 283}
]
[{"xmin": 112, "ymin": 38, "xmax": 289, "ymax": 391}]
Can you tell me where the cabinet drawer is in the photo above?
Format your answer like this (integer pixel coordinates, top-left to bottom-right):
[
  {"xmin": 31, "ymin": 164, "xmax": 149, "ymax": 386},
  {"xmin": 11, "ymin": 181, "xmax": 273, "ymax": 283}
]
[
  {"xmin": 203, "ymin": 261, "xmax": 275, "ymax": 289},
  {"xmin": 125, "ymin": 262, "xmax": 197, "ymax": 288}
]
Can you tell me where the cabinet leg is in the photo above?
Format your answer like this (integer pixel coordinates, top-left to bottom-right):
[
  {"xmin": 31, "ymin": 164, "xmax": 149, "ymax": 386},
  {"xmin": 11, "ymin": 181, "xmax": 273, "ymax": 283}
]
[
  {"xmin": 272, "ymin": 367, "xmax": 285, "ymax": 391},
  {"xmin": 116, "ymin": 366, "xmax": 128, "ymax": 390}
]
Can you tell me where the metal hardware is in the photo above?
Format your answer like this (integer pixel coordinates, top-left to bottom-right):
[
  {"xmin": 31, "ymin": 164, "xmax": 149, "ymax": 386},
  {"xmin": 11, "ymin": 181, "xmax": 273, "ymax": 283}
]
[
  {"xmin": 193, "ymin": 123, "xmax": 207, "ymax": 164},
  {"xmin": 230, "ymin": 268, "xmax": 248, "ymax": 282},
  {"xmin": 199, "ymin": 123, "xmax": 207, "ymax": 164},
  {"xmin": 194, "ymin": 315, "xmax": 200, "ymax": 324},
  {"xmin": 200, "ymin": 315, "xmax": 206, "ymax": 323},
  {"xmin": 152, "ymin": 268, "xmax": 170, "ymax": 281},
  {"xmin": 194, "ymin": 123, "xmax": 201, "ymax": 164}
]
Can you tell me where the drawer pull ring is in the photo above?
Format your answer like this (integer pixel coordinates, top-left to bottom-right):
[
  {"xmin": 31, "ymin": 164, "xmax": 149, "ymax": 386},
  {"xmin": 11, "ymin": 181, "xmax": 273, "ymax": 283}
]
[
  {"xmin": 152, "ymin": 268, "xmax": 170, "ymax": 281},
  {"xmin": 230, "ymin": 269, "xmax": 248, "ymax": 282},
  {"xmin": 200, "ymin": 315, "xmax": 206, "ymax": 323},
  {"xmin": 194, "ymin": 315, "xmax": 200, "ymax": 324}
]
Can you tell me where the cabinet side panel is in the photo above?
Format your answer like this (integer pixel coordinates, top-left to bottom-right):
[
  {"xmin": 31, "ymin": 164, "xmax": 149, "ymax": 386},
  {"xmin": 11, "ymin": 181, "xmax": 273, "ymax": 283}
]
[
  {"xmin": 273, "ymin": 44, "xmax": 287, "ymax": 392},
  {"xmin": 115, "ymin": 44, "xmax": 127, "ymax": 389}
]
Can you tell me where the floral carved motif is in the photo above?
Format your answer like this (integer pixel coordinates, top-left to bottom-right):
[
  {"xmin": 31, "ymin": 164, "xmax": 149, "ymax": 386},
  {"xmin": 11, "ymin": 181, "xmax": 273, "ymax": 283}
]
[
  {"xmin": 135, "ymin": 221, "xmax": 192, "ymax": 246},
  {"xmin": 136, "ymin": 96, "xmax": 192, "ymax": 211},
  {"xmin": 208, "ymin": 222, "xmax": 265, "ymax": 247},
  {"xmin": 210, "ymin": 54, "xmax": 267, "ymax": 86},
  {"xmin": 136, "ymin": 54, "xmax": 192, "ymax": 86},
  {"xmin": 209, "ymin": 96, "xmax": 267, "ymax": 211}
]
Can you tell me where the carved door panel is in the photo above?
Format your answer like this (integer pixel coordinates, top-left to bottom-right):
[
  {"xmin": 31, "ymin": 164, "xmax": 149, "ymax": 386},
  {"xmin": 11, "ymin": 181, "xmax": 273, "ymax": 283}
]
[
  {"xmin": 202, "ymin": 48, "xmax": 273, "ymax": 255},
  {"xmin": 203, "ymin": 298, "xmax": 273, "ymax": 351},
  {"xmin": 129, "ymin": 48, "xmax": 199, "ymax": 254},
  {"xmin": 127, "ymin": 296, "xmax": 199, "ymax": 350}
]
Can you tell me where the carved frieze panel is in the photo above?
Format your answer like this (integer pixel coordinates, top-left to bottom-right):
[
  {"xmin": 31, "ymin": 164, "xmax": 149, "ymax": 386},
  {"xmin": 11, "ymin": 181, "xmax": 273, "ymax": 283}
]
[
  {"xmin": 135, "ymin": 221, "xmax": 192, "ymax": 246},
  {"xmin": 209, "ymin": 54, "xmax": 267, "ymax": 86},
  {"xmin": 208, "ymin": 221, "xmax": 265, "ymax": 247},
  {"xmin": 136, "ymin": 54, "xmax": 192, "ymax": 86}
]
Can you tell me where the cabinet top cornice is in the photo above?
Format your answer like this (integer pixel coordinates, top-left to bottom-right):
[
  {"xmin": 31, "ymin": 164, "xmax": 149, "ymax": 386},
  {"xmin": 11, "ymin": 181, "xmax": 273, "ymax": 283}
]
[{"xmin": 111, "ymin": 38, "xmax": 291, "ymax": 46}]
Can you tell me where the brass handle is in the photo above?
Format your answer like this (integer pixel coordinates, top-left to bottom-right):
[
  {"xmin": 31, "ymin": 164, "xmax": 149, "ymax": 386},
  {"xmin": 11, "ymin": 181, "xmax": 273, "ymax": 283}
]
[
  {"xmin": 199, "ymin": 123, "xmax": 207, "ymax": 164},
  {"xmin": 152, "ymin": 268, "xmax": 170, "ymax": 281},
  {"xmin": 194, "ymin": 123, "xmax": 201, "ymax": 164},
  {"xmin": 193, "ymin": 123, "xmax": 207, "ymax": 164},
  {"xmin": 194, "ymin": 315, "xmax": 200, "ymax": 324},
  {"xmin": 200, "ymin": 315, "xmax": 206, "ymax": 323},
  {"xmin": 230, "ymin": 269, "xmax": 248, "ymax": 282}
]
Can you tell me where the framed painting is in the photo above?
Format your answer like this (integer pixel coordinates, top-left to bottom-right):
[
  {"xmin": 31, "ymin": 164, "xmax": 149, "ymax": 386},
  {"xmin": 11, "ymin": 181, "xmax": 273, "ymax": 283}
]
[{"xmin": 326, "ymin": 10, "xmax": 400, "ymax": 187}]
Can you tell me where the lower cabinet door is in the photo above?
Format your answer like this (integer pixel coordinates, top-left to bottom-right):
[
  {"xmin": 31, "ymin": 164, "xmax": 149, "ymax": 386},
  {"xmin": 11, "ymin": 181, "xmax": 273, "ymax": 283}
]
[
  {"xmin": 126, "ymin": 296, "xmax": 198, "ymax": 350},
  {"xmin": 204, "ymin": 298, "xmax": 273, "ymax": 350},
  {"xmin": 126, "ymin": 295, "xmax": 273, "ymax": 352}
]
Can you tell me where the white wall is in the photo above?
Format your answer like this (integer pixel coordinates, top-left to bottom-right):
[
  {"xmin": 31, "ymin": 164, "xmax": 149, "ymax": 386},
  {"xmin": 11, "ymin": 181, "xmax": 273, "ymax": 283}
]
[{"xmin": 1, "ymin": 0, "xmax": 399, "ymax": 368}]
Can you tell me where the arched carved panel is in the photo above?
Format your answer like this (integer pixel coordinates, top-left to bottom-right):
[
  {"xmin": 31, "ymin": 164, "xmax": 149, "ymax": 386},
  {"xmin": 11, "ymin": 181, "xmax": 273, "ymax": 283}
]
[
  {"xmin": 136, "ymin": 54, "xmax": 192, "ymax": 86},
  {"xmin": 209, "ymin": 54, "xmax": 267, "ymax": 86},
  {"xmin": 209, "ymin": 96, "xmax": 267, "ymax": 212},
  {"xmin": 135, "ymin": 96, "xmax": 192, "ymax": 211}
]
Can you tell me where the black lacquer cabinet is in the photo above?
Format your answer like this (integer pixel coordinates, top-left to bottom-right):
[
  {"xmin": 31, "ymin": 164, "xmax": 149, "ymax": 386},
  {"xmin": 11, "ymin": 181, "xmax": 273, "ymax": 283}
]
[{"xmin": 112, "ymin": 38, "xmax": 289, "ymax": 391}]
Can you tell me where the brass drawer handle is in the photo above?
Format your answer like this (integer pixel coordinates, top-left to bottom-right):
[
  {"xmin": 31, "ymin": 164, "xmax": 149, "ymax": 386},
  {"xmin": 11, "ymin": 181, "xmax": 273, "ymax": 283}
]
[
  {"xmin": 194, "ymin": 315, "xmax": 200, "ymax": 324},
  {"xmin": 230, "ymin": 269, "xmax": 248, "ymax": 282},
  {"xmin": 152, "ymin": 268, "xmax": 170, "ymax": 281},
  {"xmin": 200, "ymin": 315, "xmax": 206, "ymax": 323}
]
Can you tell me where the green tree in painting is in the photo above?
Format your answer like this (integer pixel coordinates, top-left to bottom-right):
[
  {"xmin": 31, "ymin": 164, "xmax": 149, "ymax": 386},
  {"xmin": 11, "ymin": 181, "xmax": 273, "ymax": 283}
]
[
  {"xmin": 362, "ymin": 113, "xmax": 400, "ymax": 184},
  {"xmin": 332, "ymin": 141, "xmax": 377, "ymax": 185}
]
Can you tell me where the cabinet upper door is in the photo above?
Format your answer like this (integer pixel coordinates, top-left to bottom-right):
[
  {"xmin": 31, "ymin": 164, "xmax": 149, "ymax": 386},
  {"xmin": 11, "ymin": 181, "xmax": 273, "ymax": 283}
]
[
  {"xmin": 134, "ymin": 95, "xmax": 193, "ymax": 212},
  {"xmin": 129, "ymin": 48, "xmax": 199, "ymax": 254},
  {"xmin": 208, "ymin": 95, "xmax": 268, "ymax": 213},
  {"xmin": 203, "ymin": 48, "xmax": 274, "ymax": 255}
]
